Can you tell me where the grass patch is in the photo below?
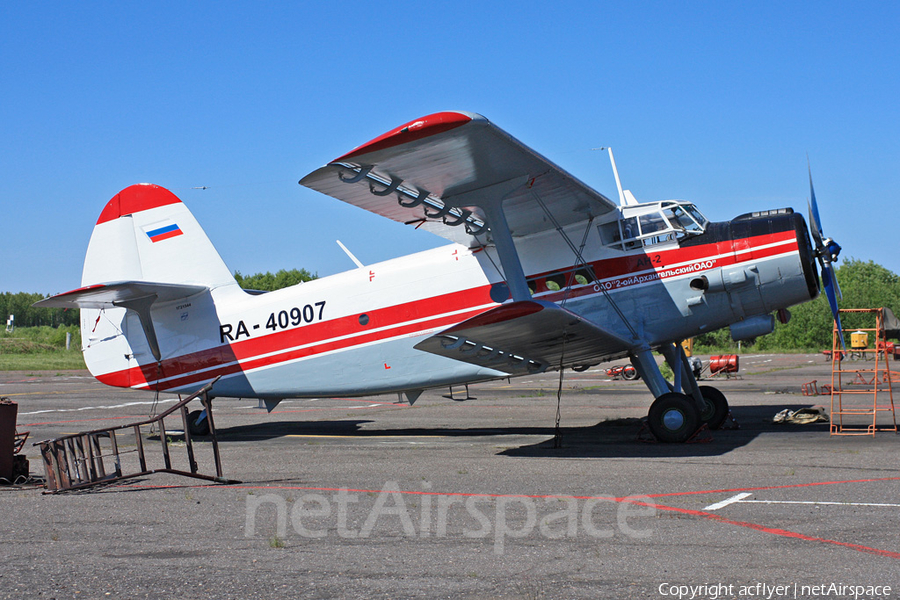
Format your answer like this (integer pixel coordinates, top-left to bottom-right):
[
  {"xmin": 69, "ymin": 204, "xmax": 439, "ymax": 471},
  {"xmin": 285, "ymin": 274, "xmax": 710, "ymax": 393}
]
[
  {"xmin": 0, "ymin": 350, "xmax": 86, "ymax": 371},
  {"xmin": 0, "ymin": 326, "xmax": 86, "ymax": 371}
]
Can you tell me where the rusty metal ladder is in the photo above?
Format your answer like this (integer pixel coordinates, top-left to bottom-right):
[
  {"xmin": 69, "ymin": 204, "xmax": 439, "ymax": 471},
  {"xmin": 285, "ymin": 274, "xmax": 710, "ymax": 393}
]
[{"xmin": 36, "ymin": 377, "xmax": 240, "ymax": 493}]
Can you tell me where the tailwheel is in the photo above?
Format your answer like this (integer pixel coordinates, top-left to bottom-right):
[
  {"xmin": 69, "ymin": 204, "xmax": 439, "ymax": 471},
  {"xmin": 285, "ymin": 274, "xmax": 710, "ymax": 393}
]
[
  {"xmin": 647, "ymin": 393, "xmax": 700, "ymax": 443},
  {"xmin": 698, "ymin": 385, "xmax": 729, "ymax": 430},
  {"xmin": 187, "ymin": 409, "xmax": 210, "ymax": 436}
]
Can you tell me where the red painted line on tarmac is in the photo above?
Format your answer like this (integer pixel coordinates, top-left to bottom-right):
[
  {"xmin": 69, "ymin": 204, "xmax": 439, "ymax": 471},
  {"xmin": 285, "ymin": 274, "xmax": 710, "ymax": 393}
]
[
  {"xmin": 624, "ymin": 498, "xmax": 900, "ymax": 561},
  {"xmin": 96, "ymin": 480, "xmax": 900, "ymax": 561}
]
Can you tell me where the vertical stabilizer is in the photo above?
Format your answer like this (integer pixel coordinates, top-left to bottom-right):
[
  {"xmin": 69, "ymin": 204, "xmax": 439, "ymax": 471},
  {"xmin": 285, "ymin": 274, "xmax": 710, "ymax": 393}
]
[
  {"xmin": 76, "ymin": 184, "xmax": 240, "ymax": 386},
  {"xmin": 83, "ymin": 184, "xmax": 236, "ymax": 288}
]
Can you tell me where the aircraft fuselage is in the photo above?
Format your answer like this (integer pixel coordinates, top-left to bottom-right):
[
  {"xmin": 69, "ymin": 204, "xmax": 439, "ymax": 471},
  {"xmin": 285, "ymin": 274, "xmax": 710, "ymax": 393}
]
[{"xmin": 82, "ymin": 208, "xmax": 817, "ymax": 400}]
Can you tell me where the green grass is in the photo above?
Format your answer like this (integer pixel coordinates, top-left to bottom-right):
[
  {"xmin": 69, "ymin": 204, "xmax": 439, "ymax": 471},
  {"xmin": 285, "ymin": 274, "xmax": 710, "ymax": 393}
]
[
  {"xmin": 0, "ymin": 352, "xmax": 86, "ymax": 371},
  {"xmin": 0, "ymin": 326, "xmax": 87, "ymax": 371}
]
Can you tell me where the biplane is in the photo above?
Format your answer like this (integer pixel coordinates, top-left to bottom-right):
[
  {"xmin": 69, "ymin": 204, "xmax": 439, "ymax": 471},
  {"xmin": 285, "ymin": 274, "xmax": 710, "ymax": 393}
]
[{"xmin": 37, "ymin": 111, "xmax": 842, "ymax": 442}]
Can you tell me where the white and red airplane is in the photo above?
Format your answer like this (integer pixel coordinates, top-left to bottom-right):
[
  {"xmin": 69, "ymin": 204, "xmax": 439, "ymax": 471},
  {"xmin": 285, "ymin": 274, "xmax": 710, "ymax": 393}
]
[{"xmin": 37, "ymin": 111, "xmax": 842, "ymax": 442}]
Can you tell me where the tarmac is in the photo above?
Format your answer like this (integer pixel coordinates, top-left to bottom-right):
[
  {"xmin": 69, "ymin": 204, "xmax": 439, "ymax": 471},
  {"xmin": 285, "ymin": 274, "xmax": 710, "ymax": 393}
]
[{"xmin": 1, "ymin": 353, "xmax": 899, "ymax": 599}]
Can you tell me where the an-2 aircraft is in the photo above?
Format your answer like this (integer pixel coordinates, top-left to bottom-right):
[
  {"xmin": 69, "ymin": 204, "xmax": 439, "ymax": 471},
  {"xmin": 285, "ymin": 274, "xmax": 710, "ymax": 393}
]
[{"xmin": 37, "ymin": 111, "xmax": 843, "ymax": 442}]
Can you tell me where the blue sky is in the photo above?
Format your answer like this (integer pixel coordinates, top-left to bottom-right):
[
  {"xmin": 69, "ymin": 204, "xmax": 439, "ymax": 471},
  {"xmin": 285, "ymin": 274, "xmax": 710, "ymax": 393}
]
[{"xmin": 3, "ymin": 1, "xmax": 898, "ymax": 294}]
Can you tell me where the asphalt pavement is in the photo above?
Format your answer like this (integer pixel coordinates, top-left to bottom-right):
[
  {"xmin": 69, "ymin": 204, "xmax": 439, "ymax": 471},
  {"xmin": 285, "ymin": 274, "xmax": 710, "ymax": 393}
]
[{"xmin": 1, "ymin": 354, "xmax": 898, "ymax": 599}]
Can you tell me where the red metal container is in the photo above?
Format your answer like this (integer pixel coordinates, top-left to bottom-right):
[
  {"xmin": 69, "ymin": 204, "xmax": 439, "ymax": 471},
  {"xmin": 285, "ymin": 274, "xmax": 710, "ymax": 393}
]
[{"xmin": 709, "ymin": 355, "xmax": 739, "ymax": 374}]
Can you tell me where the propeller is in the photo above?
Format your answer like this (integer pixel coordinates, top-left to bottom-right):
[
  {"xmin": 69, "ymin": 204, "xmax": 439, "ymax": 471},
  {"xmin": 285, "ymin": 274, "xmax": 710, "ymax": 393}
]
[{"xmin": 807, "ymin": 161, "xmax": 845, "ymax": 350}]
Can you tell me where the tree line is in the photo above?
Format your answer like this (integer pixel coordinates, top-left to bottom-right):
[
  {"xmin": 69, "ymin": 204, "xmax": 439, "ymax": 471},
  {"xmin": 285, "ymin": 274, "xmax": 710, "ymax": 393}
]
[
  {"xmin": 0, "ymin": 292, "xmax": 79, "ymax": 328},
  {"xmin": 2, "ymin": 269, "xmax": 317, "ymax": 328}
]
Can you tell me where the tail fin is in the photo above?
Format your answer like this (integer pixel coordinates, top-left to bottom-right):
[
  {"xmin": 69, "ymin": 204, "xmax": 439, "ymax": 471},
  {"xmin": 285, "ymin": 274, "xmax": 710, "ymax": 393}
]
[
  {"xmin": 38, "ymin": 184, "xmax": 241, "ymax": 388},
  {"xmin": 83, "ymin": 183, "xmax": 236, "ymax": 288}
]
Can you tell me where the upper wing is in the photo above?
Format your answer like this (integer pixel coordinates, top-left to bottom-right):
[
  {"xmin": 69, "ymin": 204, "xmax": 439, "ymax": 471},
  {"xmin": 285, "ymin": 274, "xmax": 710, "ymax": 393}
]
[
  {"xmin": 413, "ymin": 300, "xmax": 633, "ymax": 375},
  {"xmin": 299, "ymin": 111, "xmax": 618, "ymax": 248}
]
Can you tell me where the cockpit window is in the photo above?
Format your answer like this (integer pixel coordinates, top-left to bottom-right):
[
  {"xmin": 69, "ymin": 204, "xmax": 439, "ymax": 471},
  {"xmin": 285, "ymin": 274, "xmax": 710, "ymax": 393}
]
[
  {"xmin": 620, "ymin": 217, "xmax": 638, "ymax": 240},
  {"xmin": 685, "ymin": 204, "xmax": 708, "ymax": 229},
  {"xmin": 639, "ymin": 213, "xmax": 667, "ymax": 235},
  {"xmin": 663, "ymin": 205, "xmax": 704, "ymax": 234},
  {"xmin": 599, "ymin": 201, "xmax": 708, "ymax": 252}
]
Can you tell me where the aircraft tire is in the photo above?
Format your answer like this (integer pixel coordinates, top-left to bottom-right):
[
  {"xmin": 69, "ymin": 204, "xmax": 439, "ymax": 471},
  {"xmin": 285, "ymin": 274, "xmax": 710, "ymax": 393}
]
[
  {"xmin": 698, "ymin": 385, "xmax": 729, "ymax": 430},
  {"xmin": 622, "ymin": 366, "xmax": 640, "ymax": 380},
  {"xmin": 647, "ymin": 393, "xmax": 700, "ymax": 443},
  {"xmin": 187, "ymin": 409, "xmax": 210, "ymax": 437}
]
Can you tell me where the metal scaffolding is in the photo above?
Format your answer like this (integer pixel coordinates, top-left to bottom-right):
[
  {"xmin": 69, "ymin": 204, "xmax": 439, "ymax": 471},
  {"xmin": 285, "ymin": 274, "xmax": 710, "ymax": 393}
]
[{"xmin": 829, "ymin": 308, "xmax": 898, "ymax": 436}]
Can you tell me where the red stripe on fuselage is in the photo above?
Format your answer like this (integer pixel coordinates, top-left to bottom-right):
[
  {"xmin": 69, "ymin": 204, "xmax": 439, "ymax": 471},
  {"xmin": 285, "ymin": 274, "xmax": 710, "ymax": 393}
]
[
  {"xmin": 95, "ymin": 229, "xmax": 801, "ymax": 391},
  {"xmin": 528, "ymin": 230, "xmax": 798, "ymax": 303},
  {"xmin": 97, "ymin": 285, "xmax": 496, "ymax": 390}
]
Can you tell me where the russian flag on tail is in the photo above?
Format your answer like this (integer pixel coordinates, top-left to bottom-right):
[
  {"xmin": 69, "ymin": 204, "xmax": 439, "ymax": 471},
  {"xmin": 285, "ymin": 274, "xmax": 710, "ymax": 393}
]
[{"xmin": 146, "ymin": 223, "xmax": 184, "ymax": 243}]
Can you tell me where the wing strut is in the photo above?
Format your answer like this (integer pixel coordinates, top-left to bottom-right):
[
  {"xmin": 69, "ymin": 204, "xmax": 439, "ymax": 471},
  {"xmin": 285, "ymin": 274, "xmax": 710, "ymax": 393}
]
[
  {"xmin": 114, "ymin": 295, "xmax": 162, "ymax": 362},
  {"xmin": 529, "ymin": 187, "xmax": 639, "ymax": 339},
  {"xmin": 444, "ymin": 176, "xmax": 532, "ymax": 302}
]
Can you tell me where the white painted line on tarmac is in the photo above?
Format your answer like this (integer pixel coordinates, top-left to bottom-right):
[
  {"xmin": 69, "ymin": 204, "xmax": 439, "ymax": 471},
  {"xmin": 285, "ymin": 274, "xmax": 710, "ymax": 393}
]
[
  {"xmin": 703, "ymin": 493, "xmax": 900, "ymax": 511},
  {"xmin": 703, "ymin": 492, "xmax": 752, "ymax": 511},
  {"xmin": 19, "ymin": 398, "xmax": 180, "ymax": 415},
  {"xmin": 741, "ymin": 500, "xmax": 900, "ymax": 508}
]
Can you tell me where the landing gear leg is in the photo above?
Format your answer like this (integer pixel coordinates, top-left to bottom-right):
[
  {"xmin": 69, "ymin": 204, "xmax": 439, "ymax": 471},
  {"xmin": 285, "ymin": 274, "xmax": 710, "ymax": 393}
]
[
  {"xmin": 660, "ymin": 342, "xmax": 729, "ymax": 430},
  {"xmin": 630, "ymin": 345, "xmax": 701, "ymax": 443}
]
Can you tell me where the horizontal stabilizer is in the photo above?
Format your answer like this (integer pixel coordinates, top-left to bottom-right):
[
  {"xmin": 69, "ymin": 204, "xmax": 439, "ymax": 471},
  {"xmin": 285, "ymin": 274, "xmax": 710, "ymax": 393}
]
[
  {"xmin": 35, "ymin": 281, "xmax": 208, "ymax": 310},
  {"xmin": 414, "ymin": 300, "xmax": 633, "ymax": 375},
  {"xmin": 36, "ymin": 281, "xmax": 209, "ymax": 362}
]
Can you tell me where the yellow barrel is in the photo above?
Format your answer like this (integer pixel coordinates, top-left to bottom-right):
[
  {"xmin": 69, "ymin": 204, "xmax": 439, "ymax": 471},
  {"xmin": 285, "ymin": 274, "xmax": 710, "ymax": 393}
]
[{"xmin": 851, "ymin": 331, "xmax": 868, "ymax": 349}]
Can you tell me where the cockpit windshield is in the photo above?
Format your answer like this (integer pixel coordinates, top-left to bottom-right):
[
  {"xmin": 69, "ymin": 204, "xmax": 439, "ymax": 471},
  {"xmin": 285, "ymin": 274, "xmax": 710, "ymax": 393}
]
[
  {"xmin": 663, "ymin": 205, "xmax": 705, "ymax": 234},
  {"xmin": 599, "ymin": 201, "xmax": 708, "ymax": 251}
]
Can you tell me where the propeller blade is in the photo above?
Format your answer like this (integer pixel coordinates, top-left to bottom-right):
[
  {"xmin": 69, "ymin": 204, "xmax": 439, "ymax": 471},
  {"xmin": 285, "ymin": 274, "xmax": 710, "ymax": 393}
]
[
  {"xmin": 822, "ymin": 263, "xmax": 846, "ymax": 351},
  {"xmin": 830, "ymin": 263, "xmax": 843, "ymax": 301},
  {"xmin": 806, "ymin": 160, "xmax": 844, "ymax": 350},
  {"xmin": 807, "ymin": 161, "xmax": 825, "ymax": 248}
]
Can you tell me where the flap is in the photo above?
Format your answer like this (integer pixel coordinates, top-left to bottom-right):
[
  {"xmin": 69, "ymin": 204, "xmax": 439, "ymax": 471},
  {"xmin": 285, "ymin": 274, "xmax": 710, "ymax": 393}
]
[
  {"xmin": 300, "ymin": 111, "xmax": 618, "ymax": 248},
  {"xmin": 413, "ymin": 300, "xmax": 633, "ymax": 375}
]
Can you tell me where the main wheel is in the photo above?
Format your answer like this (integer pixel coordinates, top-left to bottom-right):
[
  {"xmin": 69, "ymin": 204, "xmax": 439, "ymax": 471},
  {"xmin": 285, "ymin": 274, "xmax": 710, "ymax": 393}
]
[
  {"xmin": 187, "ymin": 409, "xmax": 210, "ymax": 436},
  {"xmin": 647, "ymin": 393, "xmax": 700, "ymax": 443},
  {"xmin": 698, "ymin": 385, "xmax": 729, "ymax": 430}
]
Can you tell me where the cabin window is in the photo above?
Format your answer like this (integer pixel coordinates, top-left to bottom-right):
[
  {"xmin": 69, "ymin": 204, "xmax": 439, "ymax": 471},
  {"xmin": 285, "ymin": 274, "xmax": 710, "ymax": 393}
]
[
  {"xmin": 573, "ymin": 268, "xmax": 593, "ymax": 285},
  {"xmin": 546, "ymin": 273, "xmax": 566, "ymax": 291}
]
